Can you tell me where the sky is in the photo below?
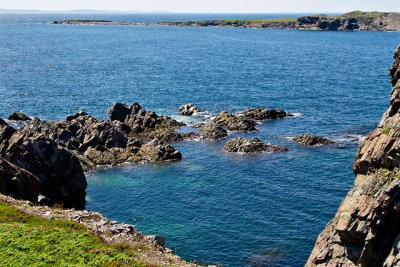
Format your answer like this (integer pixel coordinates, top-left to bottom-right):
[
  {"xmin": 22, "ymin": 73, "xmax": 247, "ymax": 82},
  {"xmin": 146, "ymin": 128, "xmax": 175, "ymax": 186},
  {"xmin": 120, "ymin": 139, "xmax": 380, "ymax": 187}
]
[{"xmin": 1, "ymin": 0, "xmax": 400, "ymax": 13}]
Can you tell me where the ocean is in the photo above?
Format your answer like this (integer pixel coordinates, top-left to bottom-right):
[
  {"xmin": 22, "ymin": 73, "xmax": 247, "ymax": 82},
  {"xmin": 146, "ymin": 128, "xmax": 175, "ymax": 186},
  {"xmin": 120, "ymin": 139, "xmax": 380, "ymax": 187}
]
[{"xmin": 1, "ymin": 13, "xmax": 400, "ymax": 266}]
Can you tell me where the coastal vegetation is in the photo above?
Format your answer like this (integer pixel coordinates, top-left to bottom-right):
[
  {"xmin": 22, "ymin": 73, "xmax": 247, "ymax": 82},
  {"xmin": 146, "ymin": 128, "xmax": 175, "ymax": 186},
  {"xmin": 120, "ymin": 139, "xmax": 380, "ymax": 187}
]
[{"xmin": 0, "ymin": 199, "xmax": 148, "ymax": 266}]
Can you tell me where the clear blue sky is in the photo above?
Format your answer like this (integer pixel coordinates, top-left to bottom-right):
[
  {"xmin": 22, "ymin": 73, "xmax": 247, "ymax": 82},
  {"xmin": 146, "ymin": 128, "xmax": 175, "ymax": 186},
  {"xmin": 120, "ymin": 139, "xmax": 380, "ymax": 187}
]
[{"xmin": 1, "ymin": 0, "xmax": 399, "ymax": 13}]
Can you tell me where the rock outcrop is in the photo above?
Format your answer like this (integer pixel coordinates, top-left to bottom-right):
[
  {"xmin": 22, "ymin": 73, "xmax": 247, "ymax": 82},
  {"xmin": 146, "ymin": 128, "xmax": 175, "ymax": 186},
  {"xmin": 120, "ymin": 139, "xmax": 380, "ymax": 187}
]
[
  {"xmin": 242, "ymin": 108, "xmax": 292, "ymax": 120},
  {"xmin": 195, "ymin": 123, "xmax": 228, "ymax": 140},
  {"xmin": 2, "ymin": 135, "xmax": 87, "ymax": 209},
  {"xmin": 179, "ymin": 103, "xmax": 203, "ymax": 116},
  {"xmin": 7, "ymin": 112, "xmax": 32, "ymax": 121},
  {"xmin": 293, "ymin": 133, "xmax": 337, "ymax": 146},
  {"xmin": 213, "ymin": 111, "xmax": 257, "ymax": 132},
  {"xmin": 108, "ymin": 102, "xmax": 184, "ymax": 137},
  {"xmin": 306, "ymin": 45, "xmax": 400, "ymax": 266},
  {"xmin": 0, "ymin": 156, "xmax": 41, "ymax": 203},
  {"xmin": 10, "ymin": 111, "xmax": 181, "ymax": 170},
  {"xmin": 224, "ymin": 137, "xmax": 288, "ymax": 153}
]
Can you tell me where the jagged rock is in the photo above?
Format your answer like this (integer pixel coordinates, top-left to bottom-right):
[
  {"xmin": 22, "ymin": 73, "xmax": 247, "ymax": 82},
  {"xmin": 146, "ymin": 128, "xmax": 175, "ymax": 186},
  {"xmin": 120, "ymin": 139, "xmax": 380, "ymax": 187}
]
[
  {"xmin": 224, "ymin": 137, "xmax": 288, "ymax": 153},
  {"xmin": 0, "ymin": 119, "xmax": 16, "ymax": 154},
  {"xmin": 0, "ymin": 156, "xmax": 41, "ymax": 203},
  {"xmin": 213, "ymin": 111, "xmax": 257, "ymax": 132},
  {"xmin": 179, "ymin": 103, "xmax": 203, "ymax": 116},
  {"xmin": 108, "ymin": 102, "xmax": 184, "ymax": 136},
  {"xmin": 195, "ymin": 123, "xmax": 228, "ymax": 140},
  {"xmin": 3, "ymin": 136, "xmax": 87, "ymax": 209},
  {"xmin": 138, "ymin": 139, "xmax": 182, "ymax": 161},
  {"xmin": 306, "ymin": 45, "xmax": 400, "ymax": 266},
  {"xmin": 13, "ymin": 112, "xmax": 140, "ymax": 170},
  {"xmin": 148, "ymin": 129, "xmax": 200, "ymax": 143},
  {"xmin": 242, "ymin": 108, "xmax": 292, "ymax": 120},
  {"xmin": 7, "ymin": 112, "xmax": 32, "ymax": 121},
  {"xmin": 293, "ymin": 133, "xmax": 337, "ymax": 146}
]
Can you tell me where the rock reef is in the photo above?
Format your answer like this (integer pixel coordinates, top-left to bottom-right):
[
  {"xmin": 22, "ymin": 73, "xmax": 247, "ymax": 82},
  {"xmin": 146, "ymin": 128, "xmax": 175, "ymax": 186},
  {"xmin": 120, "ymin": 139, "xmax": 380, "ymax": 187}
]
[
  {"xmin": 293, "ymin": 133, "xmax": 337, "ymax": 146},
  {"xmin": 306, "ymin": 45, "xmax": 400, "ymax": 266},
  {"xmin": 224, "ymin": 137, "xmax": 288, "ymax": 153}
]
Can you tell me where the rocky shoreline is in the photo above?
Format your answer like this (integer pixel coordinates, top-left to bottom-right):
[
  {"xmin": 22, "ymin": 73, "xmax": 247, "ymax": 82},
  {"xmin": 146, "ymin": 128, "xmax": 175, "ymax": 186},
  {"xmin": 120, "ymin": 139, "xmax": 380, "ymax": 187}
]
[
  {"xmin": 0, "ymin": 194, "xmax": 195, "ymax": 266},
  {"xmin": 0, "ymin": 102, "xmax": 297, "ymax": 209},
  {"xmin": 50, "ymin": 11, "xmax": 400, "ymax": 32},
  {"xmin": 159, "ymin": 11, "xmax": 400, "ymax": 32},
  {"xmin": 306, "ymin": 45, "xmax": 400, "ymax": 266}
]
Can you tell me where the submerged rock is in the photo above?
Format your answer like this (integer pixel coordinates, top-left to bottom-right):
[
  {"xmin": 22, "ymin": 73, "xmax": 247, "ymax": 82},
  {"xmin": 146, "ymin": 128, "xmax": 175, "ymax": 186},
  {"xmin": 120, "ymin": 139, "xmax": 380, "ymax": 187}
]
[
  {"xmin": 179, "ymin": 103, "xmax": 203, "ymax": 116},
  {"xmin": 213, "ymin": 111, "xmax": 257, "ymax": 132},
  {"xmin": 224, "ymin": 137, "xmax": 288, "ymax": 153},
  {"xmin": 108, "ymin": 102, "xmax": 184, "ymax": 136},
  {"xmin": 242, "ymin": 108, "xmax": 292, "ymax": 120},
  {"xmin": 195, "ymin": 123, "xmax": 228, "ymax": 140},
  {"xmin": 293, "ymin": 133, "xmax": 337, "ymax": 146},
  {"xmin": 7, "ymin": 112, "xmax": 32, "ymax": 121},
  {"xmin": 0, "ymin": 156, "xmax": 41, "ymax": 203}
]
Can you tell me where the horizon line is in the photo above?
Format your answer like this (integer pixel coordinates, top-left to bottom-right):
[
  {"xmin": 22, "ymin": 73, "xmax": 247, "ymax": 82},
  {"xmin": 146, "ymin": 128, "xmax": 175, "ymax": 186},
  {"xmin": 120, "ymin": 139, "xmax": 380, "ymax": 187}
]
[{"xmin": 0, "ymin": 8, "xmax": 395, "ymax": 14}]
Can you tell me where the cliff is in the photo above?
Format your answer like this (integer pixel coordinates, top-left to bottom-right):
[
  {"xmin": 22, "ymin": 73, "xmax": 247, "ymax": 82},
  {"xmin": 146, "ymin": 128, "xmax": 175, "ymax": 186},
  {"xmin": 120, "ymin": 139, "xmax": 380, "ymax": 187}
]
[
  {"xmin": 159, "ymin": 11, "xmax": 400, "ymax": 32},
  {"xmin": 306, "ymin": 45, "xmax": 400, "ymax": 266}
]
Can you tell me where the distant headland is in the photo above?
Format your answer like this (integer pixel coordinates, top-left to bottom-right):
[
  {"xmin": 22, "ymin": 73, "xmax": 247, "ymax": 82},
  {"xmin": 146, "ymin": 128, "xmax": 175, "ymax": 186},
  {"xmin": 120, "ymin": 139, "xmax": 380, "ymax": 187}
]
[
  {"xmin": 158, "ymin": 11, "xmax": 400, "ymax": 31},
  {"xmin": 50, "ymin": 11, "xmax": 400, "ymax": 31}
]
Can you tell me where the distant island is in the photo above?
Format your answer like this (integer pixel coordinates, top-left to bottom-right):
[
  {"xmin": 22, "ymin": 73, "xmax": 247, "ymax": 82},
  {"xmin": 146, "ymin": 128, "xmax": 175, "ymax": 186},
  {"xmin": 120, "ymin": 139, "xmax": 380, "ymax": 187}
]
[
  {"xmin": 159, "ymin": 11, "xmax": 400, "ymax": 31},
  {"xmin": 51, "ymin": 11, "xmax": 400, "ymax": 31}
]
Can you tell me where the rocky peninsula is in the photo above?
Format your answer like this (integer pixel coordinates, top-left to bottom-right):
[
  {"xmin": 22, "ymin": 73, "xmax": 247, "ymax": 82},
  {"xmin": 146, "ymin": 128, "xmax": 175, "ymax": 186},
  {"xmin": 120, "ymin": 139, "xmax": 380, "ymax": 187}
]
[
  {"xmin": 306, "ymin": 45, "xmax": 400, "ymax": 266},
  {"xmin": 159, "ymin": 11, "xmax": 400, "ymax": 31}
]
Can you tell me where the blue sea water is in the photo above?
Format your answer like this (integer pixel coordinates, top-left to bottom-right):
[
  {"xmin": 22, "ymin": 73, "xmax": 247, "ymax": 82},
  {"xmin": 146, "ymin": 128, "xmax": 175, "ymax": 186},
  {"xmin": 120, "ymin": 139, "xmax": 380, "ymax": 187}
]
[{"xmin": 1, "ymin": 13, "xmax": 400, "ymax": 266}]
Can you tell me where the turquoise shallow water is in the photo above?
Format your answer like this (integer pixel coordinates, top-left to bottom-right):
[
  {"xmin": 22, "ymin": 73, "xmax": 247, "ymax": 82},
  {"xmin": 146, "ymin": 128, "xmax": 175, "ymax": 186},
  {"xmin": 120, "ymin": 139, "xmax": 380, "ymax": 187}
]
[{"xmin": 1, "ymin": 13, "xmax": 400, "ymax": 266}]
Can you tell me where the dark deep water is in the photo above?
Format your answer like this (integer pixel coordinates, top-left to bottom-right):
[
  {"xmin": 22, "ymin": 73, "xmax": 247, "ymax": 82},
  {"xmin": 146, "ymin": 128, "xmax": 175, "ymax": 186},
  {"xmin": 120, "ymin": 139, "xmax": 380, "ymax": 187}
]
[{"xmin": 1, "ymin": 13, "xmax": 400, "ymax": 266}]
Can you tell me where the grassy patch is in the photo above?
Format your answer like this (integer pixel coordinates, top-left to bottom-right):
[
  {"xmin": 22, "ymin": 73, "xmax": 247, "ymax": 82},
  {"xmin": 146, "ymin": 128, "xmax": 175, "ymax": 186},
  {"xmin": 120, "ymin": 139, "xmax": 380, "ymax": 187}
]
[
  {"xmin": 0, "ymin": 201, "xmax": 149, "ymax": 266},
  {"xmin": 381, "ymin": 125, "xmax": 400, "ymax": 135},
  {"xmin": 339, "ymin": 11, "xmax": 386, "ymax": 18}
]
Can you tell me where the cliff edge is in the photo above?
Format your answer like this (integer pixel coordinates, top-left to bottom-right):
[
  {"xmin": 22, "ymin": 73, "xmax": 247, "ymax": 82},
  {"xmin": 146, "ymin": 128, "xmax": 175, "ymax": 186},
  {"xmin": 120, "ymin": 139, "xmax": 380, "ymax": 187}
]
[{"xmin": 306, "ymin": 45, "xmax": 400, "ymax": 266}]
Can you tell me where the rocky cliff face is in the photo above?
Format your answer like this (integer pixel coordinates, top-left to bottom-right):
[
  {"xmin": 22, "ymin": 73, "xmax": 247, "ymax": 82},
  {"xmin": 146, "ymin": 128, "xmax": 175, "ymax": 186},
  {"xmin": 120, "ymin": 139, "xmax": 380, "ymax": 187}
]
[{"xmin": 306, "ymin": 45, "xmax": 400, "ymax": 266}]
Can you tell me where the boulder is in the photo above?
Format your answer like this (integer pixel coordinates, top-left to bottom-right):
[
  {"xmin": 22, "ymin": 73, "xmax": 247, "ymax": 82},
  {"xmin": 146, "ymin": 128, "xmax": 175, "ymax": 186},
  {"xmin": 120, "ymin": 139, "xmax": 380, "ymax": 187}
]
[
  {"xmin": 242, "ymin": 108, "xmax": 292, "ymax": 120},
  {"xmin": 213, "ymin": 111, "xmax": 257, "ymax": 132},
  {"xmin": 108, "ymin": 102, "xmax": 184, "ymax": 136},
  {"xmin": 224, "ymin": 137, "xmax": 288, "ymax": 153},
  {"xmin": 138, "ymin": 139, "xmax": 182, "ymax": 161},
  {"xmin": 0, "ymin": 156, "xmax": 41, "ymax": 203},
  {"xmin": 195, "ymin": 123, "xmax": 228, "ymax": 140},
  {"xmin": 293, "ymin": 133, "xmax": 337, "ymax": 146},
  {"xmin": 7, "ymin": 112, "xmax": 32, "ymax": 121},
  {"xmin": 179, "ymin": 103, "xmax": 203, "ymax": 116}
]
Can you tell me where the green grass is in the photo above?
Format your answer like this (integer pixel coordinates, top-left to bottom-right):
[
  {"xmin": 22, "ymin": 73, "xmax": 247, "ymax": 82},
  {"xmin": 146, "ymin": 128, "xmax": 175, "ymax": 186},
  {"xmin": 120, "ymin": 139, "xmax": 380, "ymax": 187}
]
[
  {"xmin": 339, "ymin": 11, "xmax": 386, "ymax": 18},
  {"xmin": 0, "ymin": 201, "xmax": 149, "ymax": 266}
]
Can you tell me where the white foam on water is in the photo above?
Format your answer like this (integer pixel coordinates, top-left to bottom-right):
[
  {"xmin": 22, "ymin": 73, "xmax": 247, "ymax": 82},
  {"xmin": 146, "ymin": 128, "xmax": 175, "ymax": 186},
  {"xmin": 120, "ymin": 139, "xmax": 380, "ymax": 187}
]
[{"xmin": 290, "ymin": 113, "xmax": 303, "ymax": 117}]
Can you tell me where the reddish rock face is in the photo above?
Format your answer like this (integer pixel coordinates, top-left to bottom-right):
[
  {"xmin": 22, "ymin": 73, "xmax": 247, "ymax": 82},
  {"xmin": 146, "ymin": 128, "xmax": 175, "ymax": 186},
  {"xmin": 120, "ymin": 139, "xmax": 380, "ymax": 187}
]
[{"xmin": 306, "ymin": 45, "xmax": 400, "ymax": 266}]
